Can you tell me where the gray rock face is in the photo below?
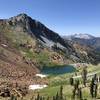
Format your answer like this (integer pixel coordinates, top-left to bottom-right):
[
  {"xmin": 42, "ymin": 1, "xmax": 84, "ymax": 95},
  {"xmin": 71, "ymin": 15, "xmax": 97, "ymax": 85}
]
[
  {"xmin": 6, "ymin": 13, "xmax": 73, "ymax": 52},
  {"xmin": 0, "ymin": 13, "xmax": 99, "ymax": 64}
]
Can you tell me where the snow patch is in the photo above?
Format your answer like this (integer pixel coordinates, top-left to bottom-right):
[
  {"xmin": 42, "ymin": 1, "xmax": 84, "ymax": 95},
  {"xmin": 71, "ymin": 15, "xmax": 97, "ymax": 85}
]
[
  {"xmin": 72, "ymin": 33, "xmax": 94, "ymax": 39},
  {"xmin": 63, "ymin": 34, "xmax": 94, "ymax": 40},
  {"xmin": 41, "ymin": 36, "xmax": 55, "ymax": 47},
  {"xmin": 40, "ymin": 36, "xmax": 66, "ymax": 49},
  {"xmin": 56, "ymin": 43, "xmax": 66, "ymax": 49},
  {"xmin": 36, "ymin": 74, "xmax": 47, "ymax": 78},
  {"xmin": 70, "ymin": 63, "xmax": 88, "ymax": 67},
  {"xmin": 29, "ymin": 84, "xmax": 47, "ymax": 90},
  {"xmin": 1, "ymin": 44, "xmax": 8, "ymax": 47}
]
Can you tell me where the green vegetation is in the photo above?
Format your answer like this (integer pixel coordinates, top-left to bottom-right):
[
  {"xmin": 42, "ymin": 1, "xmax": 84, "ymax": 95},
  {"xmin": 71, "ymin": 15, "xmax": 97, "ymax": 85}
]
[
  {"xmin": 81, "ymin": 67, "xmax": 87, "ymax": 86},
  {"xmin": 36, "ymin": 65, "xmax": 100, "ymax": 100},
  {"xmin": 0, "ymin": 20, "xmax": 100, "ymax": 100}
]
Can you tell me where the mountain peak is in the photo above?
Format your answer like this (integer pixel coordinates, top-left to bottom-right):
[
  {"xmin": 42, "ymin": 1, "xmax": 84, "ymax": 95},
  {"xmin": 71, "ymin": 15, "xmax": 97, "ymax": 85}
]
[
  {"xmin": 63, "ymin": 33, "xmax": 95, "ymax": 41},
  {"xmin": 4, "ymin": 13, "xmax": 71, "ymax": 50},
  {"xmin": 0, "ymin": 13, "xmax": 99, "ymax": 67},
  {"xmin": 15, "ymin": 13, "xmax": 29, "ymax": 19},
  {"xmin": 8, "ymin": 13, "xmax": 29, "ymax": 21},
  {"xmin": 72, "ymin": 33, "xmax": 95, "ymax": 39},
  {"xmin": 17, "ymin": 13, "xmax": 28, "ymax": 16}
]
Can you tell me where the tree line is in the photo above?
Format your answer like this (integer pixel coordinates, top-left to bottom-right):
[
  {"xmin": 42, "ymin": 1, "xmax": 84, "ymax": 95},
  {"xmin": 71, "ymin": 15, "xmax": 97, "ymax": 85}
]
[{"xmin": 10, "ymin": 67, "xmax": 100, "ymax": 100}]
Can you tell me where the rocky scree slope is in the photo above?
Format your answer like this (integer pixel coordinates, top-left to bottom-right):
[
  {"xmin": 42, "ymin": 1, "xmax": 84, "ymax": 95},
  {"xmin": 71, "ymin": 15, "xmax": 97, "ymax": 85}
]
[{"xmin": 0, "ymin": 14, "xmax": 99, "ymax": 82}]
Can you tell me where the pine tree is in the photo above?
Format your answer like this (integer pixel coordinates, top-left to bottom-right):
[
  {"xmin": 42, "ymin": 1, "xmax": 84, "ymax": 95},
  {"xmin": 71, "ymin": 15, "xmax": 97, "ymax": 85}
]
[
  {"xmin": 93, "ymin": 74, "xmax": 97, "ymax": 81},
  {"xmin": 55, "ymin": 92, "xmax": 59, "ymax": 100},
  {"xmin": 90, "ymin": 75, "xmax": 98, "ymax": 98},
  {"xmin": 72, "ymin": 88, "xmax": 75, "ymax": 99},
  {"xmin": 78, "ymin": 88, "xmax": 82, "ymax": 100},
  {"xmin": 94, "ymin": 74, "xmax": 98, "ymax": 98},
  {"xmin": 59, "ymin": 86, "xmax": 63, "ymax": 100},
  {"xmin": 94, "ymin": 84, "xmax": 98, "ymax": 98},
  {"xmin": 47, "ymin": 96, "xmax": 49, "ymax": 100},
  {"xmin": 72, "ymin": 80, "xmax": 80, "ymax": 99},
  {"xmin": 36, "ymin": 93, "xmax": 40, "ymax": 100},
  {"xmin": 81, "ymin": 67, "xmax": 87, "ymax": 87},
  {"xmin": 53, "ymin": 96, "xmax": 56, "ymax": 100},
  {"xmin": 90, "ymin": 78, "xmax": 94, "ymax": 98},
  {"xmin": 69, "ymin": 77, "xmax": 74, "ymax": 86},
  {"xmin": 75, "ymin": 80, "xmax": 79, "ymax": 90}
]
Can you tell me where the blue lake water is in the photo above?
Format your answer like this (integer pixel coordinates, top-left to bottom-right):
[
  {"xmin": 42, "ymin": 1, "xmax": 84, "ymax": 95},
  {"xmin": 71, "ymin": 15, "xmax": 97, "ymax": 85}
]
[{"xmin": 41, "ymin": 65, "xmax": 76, "ymax": 75}]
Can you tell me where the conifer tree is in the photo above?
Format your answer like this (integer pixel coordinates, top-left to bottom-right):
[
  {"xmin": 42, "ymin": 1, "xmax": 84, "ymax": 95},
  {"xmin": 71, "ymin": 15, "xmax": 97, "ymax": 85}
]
[
  {"xmin": 55, "ymin": 92, "xmax": 59, "ymax": 100},
  {"xmin": 59, "ymin": 86, "xmax": 63, "ymax": 100},
  {"xmin": 78, "ymin": 88, "xmax": 82, "ymax": 100},
  {"xmin": 72, "ymin": 88, "xmax": 75, "ymax": 99},
  {"xmin": 94, "ymin": 84, "xmax": 98, "ymax": 98},
  {"xmin": 47, "ymin": 96, "xmax": 49, "ymax": 100},
  {"xmin": 90, "ymin": 78, "xmax": 94, "ymax": 98},
  {"xmin": 69, "ymin": 77, "xmax": 74, "ymax": 86},
  {"xmin": 90, "ymin": 75, "xmax": 98, "ymax": 98},
  {"xmin": 35, "ymin": 93, "xmax": 40, "ymax": 100},
  {"xmin": 81, "ymin": 67, "xmax": 87, "ymax": 87},
  {"xmin": 72, "ymin": 80, "xmax": 80, "ymax": 99},
  {"xmin": 75, "ymin": 80, "xmax": 79, "ymax": 90},
  {"xmin": 53, "ymin": 96, "xmax": 56, "ymax": 100}
]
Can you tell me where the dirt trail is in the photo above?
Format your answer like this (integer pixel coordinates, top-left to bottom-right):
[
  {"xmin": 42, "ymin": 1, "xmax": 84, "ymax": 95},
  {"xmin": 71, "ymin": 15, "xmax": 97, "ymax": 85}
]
[{"xmin": 73, "ymin": 71, "xmax": 100, "ymax": 79}]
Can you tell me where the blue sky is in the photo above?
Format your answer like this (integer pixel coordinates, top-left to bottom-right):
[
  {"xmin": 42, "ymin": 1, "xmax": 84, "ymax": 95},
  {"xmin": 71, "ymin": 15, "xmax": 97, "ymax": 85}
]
[{"xmin": 0, "ymin": 0, "xmax": 100, "ymax": 36}]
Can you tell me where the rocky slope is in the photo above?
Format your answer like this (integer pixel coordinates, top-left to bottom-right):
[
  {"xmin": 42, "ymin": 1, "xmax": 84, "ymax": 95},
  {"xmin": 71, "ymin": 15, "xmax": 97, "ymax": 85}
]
[
  {"xmin": 63, "ymin": 34, "xmax": 100, "ymax": 64},
  {"xmin": 72, "ymin": 37, "xmax": 100, "ymax": 52},
  {"xmin": 65, "ymin": 33, "xmax": 94, "ymax": 39},
  {"xmin": 63, "ymin": 33, "xmax": 100, "ymax": 51},
  {"xmin": 0, "ymin": 14, "xmax": 99, "ymax": 84}
]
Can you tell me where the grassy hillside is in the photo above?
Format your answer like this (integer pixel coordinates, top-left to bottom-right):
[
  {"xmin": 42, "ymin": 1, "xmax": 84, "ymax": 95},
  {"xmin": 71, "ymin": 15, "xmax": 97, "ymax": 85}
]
[{"xmin": 0, "ymin": 14, "xmax": 100, "ymax": 100}]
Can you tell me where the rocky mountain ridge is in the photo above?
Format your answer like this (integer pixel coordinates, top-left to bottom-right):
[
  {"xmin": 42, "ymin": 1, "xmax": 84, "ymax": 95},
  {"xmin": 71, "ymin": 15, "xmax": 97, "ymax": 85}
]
[
  {"xmin": 63, "ymin": 33, "xmax": 100, "ymax": 52},
  {"xmin": 0, "ymin": 13, "xmax": 100, "ymax": 84},
  {"xmin": 65, "ymin": 33, "xmax": 95, "ymax": 40}
]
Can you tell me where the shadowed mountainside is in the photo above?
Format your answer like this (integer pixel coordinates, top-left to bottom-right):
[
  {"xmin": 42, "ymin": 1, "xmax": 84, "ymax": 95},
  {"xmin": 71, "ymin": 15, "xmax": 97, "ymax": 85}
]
[{"xmin": 0, "ymin": 14, "xmax": 100, "ymax": 84}]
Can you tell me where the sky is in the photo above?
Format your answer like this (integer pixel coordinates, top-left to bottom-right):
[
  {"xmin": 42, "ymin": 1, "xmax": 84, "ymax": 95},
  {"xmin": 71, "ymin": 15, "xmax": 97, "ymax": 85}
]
[{"xmin": 0, "ymin": 0, "xmax": 100, "ymax": 37}]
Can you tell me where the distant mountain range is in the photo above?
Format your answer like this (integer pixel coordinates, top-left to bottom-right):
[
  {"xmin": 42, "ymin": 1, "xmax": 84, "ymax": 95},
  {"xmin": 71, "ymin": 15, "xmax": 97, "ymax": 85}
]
[
  {"xmin": 63, "ymin": 33, "xmax": 100, "ymax": 52},
  {"xmin": 64, "ymin": 33, "xmax": 95, "ymax": 40},
  {"xmin": 0, "ymin": 13, "xmax": 100, "ymax": 84}
]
